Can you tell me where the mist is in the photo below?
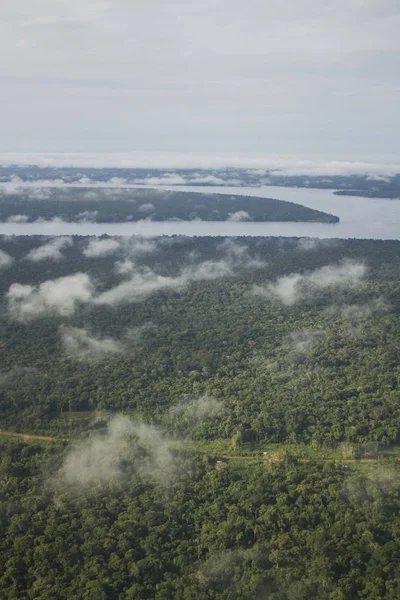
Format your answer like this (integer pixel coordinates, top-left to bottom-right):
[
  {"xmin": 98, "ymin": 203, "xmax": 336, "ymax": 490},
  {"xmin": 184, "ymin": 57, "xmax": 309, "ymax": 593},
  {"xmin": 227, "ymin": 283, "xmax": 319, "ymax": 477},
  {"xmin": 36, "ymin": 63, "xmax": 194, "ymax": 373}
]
[
  {"xmin": 6, "ymin": 239, "xmax": 262, "ymax": 319},
  {"xmin": 25, "ymin": 237, "xmax": 73, "ymax": 262},
  {"xmin": 0, "ymin": 249, "xmax": 13, "ymax": 268},
  {"xmin": 253, "ymin": 260, "xmax": 366, "ymax": 305},
  {"xmin": 56, "ymin": 415, "xmax": 175, "ymax": 491},
  {"xmin": 60, "ymin": 326, "xmax": 125, "ymax": 360}
]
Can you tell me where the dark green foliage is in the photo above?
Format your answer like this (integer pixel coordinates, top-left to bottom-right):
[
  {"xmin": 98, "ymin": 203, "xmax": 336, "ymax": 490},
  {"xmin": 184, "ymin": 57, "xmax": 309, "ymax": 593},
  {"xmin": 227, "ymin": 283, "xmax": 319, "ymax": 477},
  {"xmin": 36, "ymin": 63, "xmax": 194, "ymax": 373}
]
[{"xmin": 2, "ymin": 440, "xmax": 400, "ymax": 599}]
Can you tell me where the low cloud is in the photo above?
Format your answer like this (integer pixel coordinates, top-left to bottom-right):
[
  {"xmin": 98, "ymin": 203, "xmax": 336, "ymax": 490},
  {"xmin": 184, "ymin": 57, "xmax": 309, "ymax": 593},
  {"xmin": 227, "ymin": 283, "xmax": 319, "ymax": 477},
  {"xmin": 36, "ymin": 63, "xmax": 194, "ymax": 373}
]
[
  {"xmin": 168, "ymin": 396, "xmax": 226, "ymax": 425},
  {"xmin": 0, "ymin": 249, "xmax": 14, "ymax": 268},
  {"xmin": 228, "ymin": 210, "xmax": 251, "ymax": 222},
  {"xmin": 25, "ymin": 237, "xmax": 72, "ymax": 262},
  {"xmin": 138, "ymin": 203, "xmax": 155, "ymax": 214},
  {"xmin": 84, "ymin": 236, "xmax": 158, "ymax": 260},
  {"xmin": 60, "ymin": 326, "xmax": 124, "ymax": 360},
  {"xmin": 254, "ymin": 260, "xmax": 366, "ymax": 305},
  {"xmin": 57, "ymin": 415, "xmax": 174, "ymax": 490},
  {"xmin": 83, "ymin": 238, "xmax": 121, "ymax": 257},
  {"xmin": 287, "ymin": 329, "xmax": 325, "ymax": 353},
  {"xmin": 77, "ymin": 210, "xmax": 99, "ymax": 222},
  {"xmin": 296, "ymin": 238, "xmax": 339, "ymax": 252},
  {"xmin": 7, "ymin": 241, "xmax": 263, "ymax": 319},
  {"xmin": 133, "ymin": 173, "xmax": 227, "ymax": 186},
  {"xmin": 217, "ymin": 238, "xmax": 264, "ymax": 269},
  {"xmin": 113, "ymin": 238, "xmax": 158, "ymax": 274},
  {"xmin": 7, "ymin": 273, "xmax": 94, "ymax": 321},
  {"xmin": 6, "ymin": 214, "xmax": 29, "ymax": 223},
  {"xmin": 325, "ymin": 297, "xmax": 390, "ymax": 319}
]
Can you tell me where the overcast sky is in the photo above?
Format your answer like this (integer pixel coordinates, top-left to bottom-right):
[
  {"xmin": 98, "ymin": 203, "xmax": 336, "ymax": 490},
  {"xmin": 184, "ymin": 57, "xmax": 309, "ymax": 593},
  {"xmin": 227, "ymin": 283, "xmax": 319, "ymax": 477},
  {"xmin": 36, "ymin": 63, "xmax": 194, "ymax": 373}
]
[{"xmin": 1, "ymin": 0, "xmax": 399, "ymax": 158}]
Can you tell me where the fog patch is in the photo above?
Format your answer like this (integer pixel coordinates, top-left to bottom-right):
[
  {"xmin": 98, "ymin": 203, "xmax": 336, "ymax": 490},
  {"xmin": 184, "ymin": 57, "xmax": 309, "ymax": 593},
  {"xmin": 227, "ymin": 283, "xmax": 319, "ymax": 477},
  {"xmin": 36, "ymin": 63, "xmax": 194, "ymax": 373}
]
[
  {"xmin": 139, "ymin": 203, "xmax": 155, "ymax": 214},
  {"xmin": 7, "ymin": 273, "xmax": 94, "ymax": 321},
  {"xmin": 6, "ymin": 214, "xmax": 29, "ymax": 223},
  {"xmin": 254, "ymin": 260, "xmax": 366, "ymax": 305},
  {"xmin": 168, "ymin": 396, "xmax": 226, "ymax": 426},
  {"xmin": 296, "ymin": 238, "xmax": 339, "ymax": 252},
  {"xmin": 56, "ymin": 415, "xmax": 175, "ymax": 491},
  {"xmin": 83, "ymin": 238, "xmax": 121, "ymax": 257},
  {"xmin": 0, "ymin": 249, "xmax": 14, "ymax": 268},
  {"xmin": 325, "ymin": 297, "xmax": 390, "ymax": 319},
  {"xmin": 228, "ymin": 210, "xmax": 251, "ymax": 222},
  {"xmin": 6, "ymin": 243, "xmax": 263, "ymax": 317},
  {"xmin": 60, "ymin": 326, "xmax": 124, "ymax": 360},
  {"xmin": 77, "ymin": 210, "xmax": 99, "ymax": 222},
  {"xmin": 287, "ymin": 329, "xmax": 325, "ymax": 354},
  {"xmin": 25, "ymin": 237, "xmax": 73, "ymax": 262}
]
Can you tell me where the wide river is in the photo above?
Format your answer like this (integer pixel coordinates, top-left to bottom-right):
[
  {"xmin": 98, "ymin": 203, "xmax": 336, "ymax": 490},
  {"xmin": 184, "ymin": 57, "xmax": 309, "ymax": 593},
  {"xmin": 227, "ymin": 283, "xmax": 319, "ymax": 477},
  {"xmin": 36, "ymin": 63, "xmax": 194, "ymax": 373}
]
[{"xmin": 1, "ymin": 185, "xmax": 399, "ymax": 239}]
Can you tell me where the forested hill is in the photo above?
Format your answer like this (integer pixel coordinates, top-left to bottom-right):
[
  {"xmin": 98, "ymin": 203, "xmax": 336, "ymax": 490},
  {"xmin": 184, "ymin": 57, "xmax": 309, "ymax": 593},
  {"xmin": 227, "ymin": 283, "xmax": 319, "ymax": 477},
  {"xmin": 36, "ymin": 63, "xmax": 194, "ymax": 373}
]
[{"xmin": 0, "ymin": 188, "xmax": 339, "ymax": 223}]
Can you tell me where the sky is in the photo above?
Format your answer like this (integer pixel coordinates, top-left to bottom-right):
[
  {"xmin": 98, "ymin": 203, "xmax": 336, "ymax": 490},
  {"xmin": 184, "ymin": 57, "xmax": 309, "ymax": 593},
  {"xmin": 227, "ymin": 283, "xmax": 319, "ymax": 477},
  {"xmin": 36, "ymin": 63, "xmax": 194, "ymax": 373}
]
[{"xmin": 1, "ymin": 0, "xmax": 400, "ymax": 159}]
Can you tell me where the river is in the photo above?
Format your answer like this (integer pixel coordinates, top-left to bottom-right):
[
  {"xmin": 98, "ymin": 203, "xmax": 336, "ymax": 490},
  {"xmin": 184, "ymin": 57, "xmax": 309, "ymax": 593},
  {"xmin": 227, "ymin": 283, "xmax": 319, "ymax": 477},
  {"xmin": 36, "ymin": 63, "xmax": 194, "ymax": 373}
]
[{"xmin": 1, "ymin": 185, "xmax": 399, "ymax": 239}]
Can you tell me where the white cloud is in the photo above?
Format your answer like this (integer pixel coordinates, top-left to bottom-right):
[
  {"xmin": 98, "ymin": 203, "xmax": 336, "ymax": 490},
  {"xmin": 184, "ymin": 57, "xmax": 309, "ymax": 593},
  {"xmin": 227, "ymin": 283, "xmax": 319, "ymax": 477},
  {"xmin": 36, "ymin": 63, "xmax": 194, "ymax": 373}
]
[
  {"xmin": 0, "ymin": 249, "xmax": 14, "ymax": 268},
  {"xmin": 287, "ymin": 328, "xmax": 325, "ymax": 353},
  {"xmin": 254, "ymin": 260, "xmax": 366, "ymax": 305},
  {"xmin": 57, "ymin": 415, "xmax": 174, "ymax": 489},
  {"xmin": 4, "ymin": 243, "xmax": 262, "ymax": 318},
  {"xmin": 325, "ymin": 297, "xmax": 390, "ymax": 319},
  {"xmin": 25, "ymin": 236, "xmax": 72, "ymax": 262},
  {"xmin": 228, "ymin": 210, "xmax": 251, "ymax": 222},
  {"xmin": 138, "ymin": 203, "xmax": 155, "ymax": 214},
  {"xmin": 168, "ymin": 396, "xmax": 226, "ymax": 425},
  {"xmin": 6, "ymin": 214, "xmax": 29, "ymax": 223},
  {"xmin": 77, "ymin": 210, "xmax": 99, "ymax": 221},
  {"xmin": 7, "ymin": 273, "xmax": 94, "ymax": 320},
  {"xmin": 83, "ymin": 237, "xmax": 121, "ymax": 257},
  {"xmin": 95, "ymin": 268, "xmax": 182, "ymax": 305},
  {"xmin": 60, "ymin": 326, "xmax": 124, "ymax": 360}
]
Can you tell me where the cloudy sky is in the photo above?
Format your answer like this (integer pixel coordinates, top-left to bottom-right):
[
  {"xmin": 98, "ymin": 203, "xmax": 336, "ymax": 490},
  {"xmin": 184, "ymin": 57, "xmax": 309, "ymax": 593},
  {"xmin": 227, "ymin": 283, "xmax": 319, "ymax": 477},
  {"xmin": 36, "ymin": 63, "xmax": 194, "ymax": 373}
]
[{"xmin": 1, "ymin": 0, "xmax": 399, "ymax": 158}]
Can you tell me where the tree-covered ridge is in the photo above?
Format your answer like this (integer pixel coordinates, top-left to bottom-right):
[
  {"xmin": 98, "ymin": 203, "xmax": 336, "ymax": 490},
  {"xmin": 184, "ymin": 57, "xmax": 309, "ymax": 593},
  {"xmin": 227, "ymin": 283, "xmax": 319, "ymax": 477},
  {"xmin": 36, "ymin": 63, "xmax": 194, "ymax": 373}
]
[{"xmin": 0, "ymin": 188, "xmax": 339, "ymax": 223}]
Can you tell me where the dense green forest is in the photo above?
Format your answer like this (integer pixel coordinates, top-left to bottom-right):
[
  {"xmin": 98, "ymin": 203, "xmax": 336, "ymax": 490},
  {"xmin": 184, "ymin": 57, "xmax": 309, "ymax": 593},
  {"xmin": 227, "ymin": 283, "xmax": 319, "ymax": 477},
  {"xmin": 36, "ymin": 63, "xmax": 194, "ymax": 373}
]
[
  {"xmin": 0, "ymin": 188, "xmax": 339, "ymax": 223},
  {"xmin": 0, "ymin": 235, "xmax": 399, "ymax": 444},
  {"xmin": 3, "ymin": 436, "xmax": 400, "ymax": 599},
  {"xmin": 0, "ymin": 234, "xmax": 400, "ymax": 598}
]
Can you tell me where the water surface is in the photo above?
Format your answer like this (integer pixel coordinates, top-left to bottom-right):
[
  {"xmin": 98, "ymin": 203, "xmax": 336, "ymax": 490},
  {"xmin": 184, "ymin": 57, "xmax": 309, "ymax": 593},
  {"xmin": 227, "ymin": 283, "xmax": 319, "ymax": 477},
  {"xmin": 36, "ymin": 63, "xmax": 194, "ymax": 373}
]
[{"xmin": 1, "ymin": 185, "xmax": 399, "ymax": 239}]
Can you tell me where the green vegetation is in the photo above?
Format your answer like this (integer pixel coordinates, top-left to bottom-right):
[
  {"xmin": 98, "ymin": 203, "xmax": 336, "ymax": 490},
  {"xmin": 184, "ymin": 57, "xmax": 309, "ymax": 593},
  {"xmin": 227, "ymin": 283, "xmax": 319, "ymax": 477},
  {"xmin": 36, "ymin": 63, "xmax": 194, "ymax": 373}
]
[
  {"xmin": 0, "ymin": 234, "xmax": 399, "ymax": 598},
  {"xmin": 0, "ymin": 188, "xmax": 339, "ymax": 222},
  {"xmin": 3, "ymin": 437, "xmax": 400, "ymax": 599}
]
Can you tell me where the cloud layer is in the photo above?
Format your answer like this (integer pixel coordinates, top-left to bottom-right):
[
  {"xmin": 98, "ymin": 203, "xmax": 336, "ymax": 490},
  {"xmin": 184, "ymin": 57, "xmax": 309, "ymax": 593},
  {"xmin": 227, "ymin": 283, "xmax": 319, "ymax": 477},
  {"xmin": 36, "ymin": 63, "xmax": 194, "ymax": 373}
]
[
  {"xmin": 0, "ymin": 155, "xmax": 399, "ymax": 177},
  {"xmin": 1, "ymin": 0, "xmax": 400, "ymax": 156}
]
